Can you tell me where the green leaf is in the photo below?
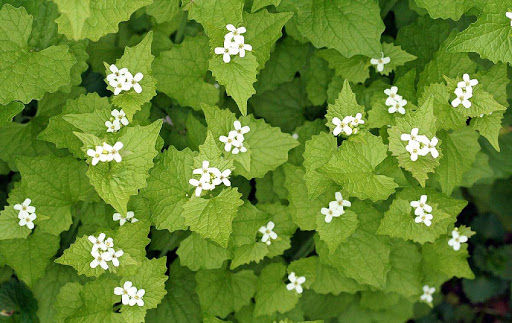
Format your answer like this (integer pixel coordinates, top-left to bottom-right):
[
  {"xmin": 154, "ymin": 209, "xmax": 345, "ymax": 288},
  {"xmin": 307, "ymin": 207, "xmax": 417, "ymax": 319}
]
[
  {"xmin": 321, "ymin": 133, "xmax": 398, "ymax": 201},
  {"xmin": 316, "ymin": 207, "xmax": 359, "ymax": 254},
  {"xmin": 177, "ymin": 233, "xmax": 229, "ymax": 271},
  {"xmin": 447, "ymin": 3, "xmax": 512, "ymax": 65},
  {"xmin": 16, "ymin": 154, "xmax": 98, "ymax": 235},
  {"xmin": 153, "ymin": 35, "xmax": 219, "ymax": 111},
  {"xmin": 142, "ymin": 146, "xmax": 197, "ymax": 232},
  {"xmin": 302, "ymin": 53, "xmax": 332, "ymax": 105},
  {"xmin": 377, "ymin": 42, "xmax": 417, "ymax": 76},
  {"xmin": 0, "ymin": 185, "xmax": 31, "ymax": 240},
  {"xmin": 106, "ymin": 32, "xmax": 157, "ymax": 119},
  {"xmin": 77, "ymin": 120, "xmax": 163, "ymax": 214},
  {"xmin": 421, "ymin": 236, "xmax": 474, "ymax": 286},
  {"xmin": 0, "ymin": 5, "xmax": 76, "ymax": 104},
  {"xmin": 434, "ymin": 128, "xmax": 480, "ymax": 195},
  {"xmin": 195, "ymin": 268, "xmax": 257, "ymax": 318},
  {"xmin": 252, "ymin": 0, "xmax": 282, "ymax": 12},
  {"xmin": 470, "ymin": 111, "xmax": 505, "ymax": 151},
  {"xmin": 388, "ymin": 96, "xmax": 440, "ymax": 186},
  {"xmin": 419, "ymin": 83, "xmax": 466, "ymax": 131},
  {"xmin": 54, "ymin": 0, "xmax": 152, "ymax": 41},
  {"xmin": 317, "ymin": 49, "xmax": 369, "ymax": 84},
  {"xmin": 413, "ymin": 0, "xmax": 471, "ymax": 20},
  {"xmin": 254, "ymin": 263, "xmax": 300, "ymax": 316},
  {"xmin": 303, "ymin": 132, "xmax": 338, "ymax": 199},
  {"xmin": 182, "ymin": 188, "xmax": 243, "ymax": 247},
  {"xmin": 385, "ymin": 240, "xmax": 422, "ymax": 298},
  {"xmin": 292, "ymin": 0, "xmax": 385, "ymax": 57},
  {"xmin": 377, "ymin": 188, "xmax": 467, "ymax": 244},
  {"xmin": 230, "ymin": 243, "xmax": 268, "ymax": 269},
  {"xmin": 0, "ymin": 231, "xmax": 59, "ymax": 287},
  {"xmin": 146, "ymin": 0, "xmax": 181, "ymax": 24},
  {"xmin": 0, "ymin": 102, "xmax": 23, "ymax": 124},
  {"xmin": 146, "ymin": 262, "xmax": 201, "ymax": 323}
]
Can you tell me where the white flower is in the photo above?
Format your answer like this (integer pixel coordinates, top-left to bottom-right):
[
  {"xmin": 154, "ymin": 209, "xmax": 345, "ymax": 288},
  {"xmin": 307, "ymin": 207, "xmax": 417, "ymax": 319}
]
[
  {"xmin": 350, "ymin": 113, "xmax": 365, "ymax": 127},
  {"xmin": 106, "ymin": 142, "xmax": 123, "ymax": 163},
  {"xmin": 233, "ymin": 120, "xmax": 250, "ymax": 139},
  {"xmin": 128, "ymin": 288, "xmax": 145, "ymax": 307},
  {"xmin": 292, "ymin": 133, "xmax": 299, "ymax": 140},
  {"xmin": 457, "ymin": 73, "xmax": 478, "ymax": 91},
  {"xmin": 212, "ymin": 169, "xmax": 231, "ymax": 187},
  {"xmin": 110, "ymin": 76, "xmax": 131, "ymax": 95},
  {"xmin": 329, "ymin": 192, "xmax": 351, "ymax": 213},
  {"xmin": 125, "ymin": 72, "xmax": 144, "ymax": 94},
  {"xmin": 214, "ymin": 39, "xmax": 239, "ymax": 63},
  {"xmin": 87, "ymin": 146, "xmax": 103, "ymax": 166},
  {"xmin": 415, "ymin": 212, "xmax": 433, "ymax": 227},
  {"xmin": 193, "ymin": 160, "xmax": 212, "ymax": 179},
  {"xmin": 388, "ymin": 98, "xmax": 407, "ymax": 115},
  {"xmin": 400, "ymin": 128, "xmax": 420, "ymax": 142},
  {"xmin": 14, "ymin": 198, "xmax": 35, "ymax": 218},
  {"xmin": 104, "ymin": 237, "xmax": 114, "ymax": 250},
  {"xmin": 105, "ymin": 119, "xmax": 121, "ymax": 133},
  {"xmin": 234, "ymin": 41, "xmax": 252, "ymax": 58},
  {"xmin": 108, "ymin": 248, "xmax": 124, "ymax": 267},
  {"xmin": 425, "ymin": 136, "xmax": 439, "ymax": 158},
  {"xmin": 451, "ymin": 87, "xmax": 472, "ymax": 108},
  {"xmin": 113, "ymin": 211, "xmax": 138, "ymax": 226},
  {"xmin": 332, "ymin": 116, "xmax": 354, "ymax": 136},
  {"xmin": 189, "ymin": 178, "xmax": 212, "ymax": 197},
  {"xmin": 507, "ymin": 12, "xmax": 512, "ymax": 26},
  {"xmin": 225, "ymin": 24, "xmax": 246, "ymax": 44},
  {"xmin": 448, "ymin": 228, "xmax": 468, "ymax": 251},
  {"xmin": 420, "ymin": 285, "xmax": 435, "ymax": 304},
  {"xmin": 259, "ymin": 221, "xmax": 277, "ymax": 245},
  {"xmin": 219, "ymin": 131, "xmax": 241, "ymax": 153},
  {"xmin": 114, "ymin": 281, "xmax": 137, "ymax": 305},
  {"xmin": 410, "ymin": 195, "xmax": 432, "ymax": 216},
  {"xmin": 384, "ymin": 86, "xmax": 402, "ymax": 106},
  {"xmin": 18, "ymin": 212, "xmax": 36, "ymax": 230},
  {"xmin": 112, "ymin": 109, "xmax": 129, "ymax": 126},
  {"xmin": 90, "ymin": 248, "xmax": 112, "ymax": 270},
  {"xmin": 406, "ymin": 140, "xmax": 427, "ymax": 161},
  {"xmin": 286, "ymin": 272, "xmax": 306, "ymax": 294},
  {"xmin": 231, "ymin": 141, "xmax": 247, "ymax": 154},
  {"xmin": 107, "ymin": 65, "xmax": 128, "ymax": 81},
  {"xmin": 88, "ymin": 233, "xmax": 107, "ymax": 251},
  {"xmin": 321, "ymin": 205, "xmax": 342, "ymax": 224},
  {"xmin": 370, "ymin": 55, "xmax": 390, "ymax": 73}
]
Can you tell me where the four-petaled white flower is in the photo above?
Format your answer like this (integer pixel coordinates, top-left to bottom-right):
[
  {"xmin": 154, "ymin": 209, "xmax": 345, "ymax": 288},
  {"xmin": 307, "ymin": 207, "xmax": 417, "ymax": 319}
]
[
  {"xmin": 114, "ymin": 281, "xmax": 137, "ymax": 305},
  {"xmin": 332, "ymin": 116, "xmax": 352, "ymax": 136},
  {"xmin": 87, "ymin": 142, "xmax": 124, "ymax": 165},
  {"xmin": 87, "ymin": 146, "xmax": 104, "ymax": 166},
  {"xmin": 128, "ymin": 288, "xmax": 145, "ymax": 307},
  {"xmin": 451, "ymin": 87, "xmax": 473, "ymax": 109},
  {"xmin": 457, "ymin": 73, "xmax": 478, "ymax": 92},
  {"xmin": 410, "ymin": 195, "xmax": 432, "ymax": 215},
  {"xmin": 384, "ymin": 86, "xmax": 402, "ymax": 105},
  {"xmin": 90, "ymin": 248, "xmax": 112, "ymax": 270},
  {"xmin": 388, "ymin": 98, "xmax": 407, "ymax": 115},
  {"xmin": 219, "ymin": 132, "xmax": 241, "ymax": 153},
  {"xmin": 113, "ymin": 211, "xmax": 138, "ymax": 226},
  {"xmin": 188, "ymin": 178, "xmax": 212, "ymax": 197},
  {"xmin": 405, "ymin": 140, "xmax": 426, "ymax": 161},
  {"xmin": 14, "ymin": 198, "xmax": 35, "ymax": 218},
  {"xmin": 233, "ymin": 121, "xmax": 250, "ymax": 139},
  {"xmin": 258, "ymin": 221, "xmax": 277, "ymax": 245},
  {"xmin": 105, "ymin": 119, "xmax": 121, "ymax": 133},
  {"xmin": 126, "ymin": 72, "xmax": 144, "ymax": 93},
  {"xmin": 329, "ymin": 192, "xmax": 351, "ymax": 213},
  {"xmin": 425, "ymin": 137, "xmax": 439, "ymax": 158},
  {"xmin": 212, "ymin": 169, "xmax": 232, "ymax": 187},
  {"xmin": 415, "ymin": 212, "xmax": 433, "ymax": 227},
  {"xmin": 89, "ymin": 233, "xmax": 107, "ymax": 251},
  {"xmin": 286, "ymin": 272, "xmax": 306, "ymax": 294},
  {"xmin": 216, "ymin": 25, "xmax": 252, "ymax": 63},
  {"xmin": 193, "ymin": 160, "xmax": 213, "ymax": 181},
  {"xmin": 106, "ymin": 64, "xmax": 144, "ymax": 95},
  {"xmin": 400, "ymin": 128, "xmax": 420, "ymax": 142},
  {"xmin": 448, "ymin": 228, "xmax": 468, "ymax": 251},
  {"xmin": 370, "ymin": 54, "xmax": 390, "ymax": 73},
  {"xmin": 321, "ymin": 205, "xmax": 341, "ymax": 224},
  {"xmin": 507, "ymin": 12, "xmax": 512, "ymax": 26},
  {"xmin": 219, "ymin": 121, "xmax": 250, "ymax": 154},
  {"xmin": 108, "ymin": 248, "xmax": 124, "ymax": 267},
  {"xmin": 18, "ymin": 212, "xmax": 36, "ymax": 230},
  {"xmin": 420, "ymin": 285, "xmax": 435, "ymax": 304},
  {"xmin": 189, "ymin": 160, "xmax": 231, "ymax": 196},
  {"xmin": 401, "ymin": 128, "xmax": 438, "ymax": 161},
  {"xmin": 112, "ymin": 109, "xmax": 129, "ymax": 126}
]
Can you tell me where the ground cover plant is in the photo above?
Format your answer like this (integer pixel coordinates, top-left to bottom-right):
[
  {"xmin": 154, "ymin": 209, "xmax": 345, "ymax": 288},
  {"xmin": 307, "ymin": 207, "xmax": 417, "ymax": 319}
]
[{"xmin": 0, "ymin": 0, "xmax": 511, "ymax": 322}]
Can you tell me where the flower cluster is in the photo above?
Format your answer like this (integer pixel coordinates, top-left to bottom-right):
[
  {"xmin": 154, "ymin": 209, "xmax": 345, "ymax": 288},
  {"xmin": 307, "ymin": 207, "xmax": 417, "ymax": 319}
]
[
  {"xmin": 219, "ymin": 121, "xmax": 250, "ymax": 154},
  {"xmin": 286, "ymin": 272, "xmax": 306, "ymax": 294},
  {"xmin": 258, "ymin": 221, "xmax": 277, "ymax": 245},
  {"xmin": 370, "ymin": 53, "xmax": 390, "ymax": 73},
  {"xmin": 332, "ymin": 113, "xmax": 364, "ymax": 137},
  {"xmin": 400, "ymin": 128, "xmax": 439, "ymax": 161},
  {"xmin": 105, "ymin": 109, "xmax": 129, "ymax": 133},
  {"xmin": 106, "ymin": 64, "xmax": 144, "ymax": 95},
  {"xmin": 188, "ymin": 161, "xmax": 231, "ymax": 197},
  {"xmin": 114, "ymin": 281, "xmax": 145, "ymax": 307},
  {"xmin": 448, "ymin": 228, "xmax": 468, "ymax": 251},
  {"xmin": 215, "ymin": 24, "xmax": 252, "ymax": 63},
  {"xmin": 384, "ymin": 86, "xmax": 407, "ymax": 115},
  {"xmin": 14, "ymin": 198, "xmax": 37, "ymax": 230},
  {"xmin": 410, "ymin": 195, "xmax": 433, "ymax": 227},
  {"xmin": 320, "ymin": 192, "xmax": 351, "ymax": 223},
  {"xmin": 451, "ymin": 74, "xmax": 478, "ymax": 109},
  {"xmin": 113, "ymin": 211, "xmax": 138, "ymax": 226},
  {"xmin": 88, "ymin": 233, "xmax": 124, "ymax": 270},
  {"xmin": 87, "ymin": 142, "xmax": 123, "ymax": 166},
  {"xmin": 420, "ymin": 285, "xmax": 435, "ymax": 305}
]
